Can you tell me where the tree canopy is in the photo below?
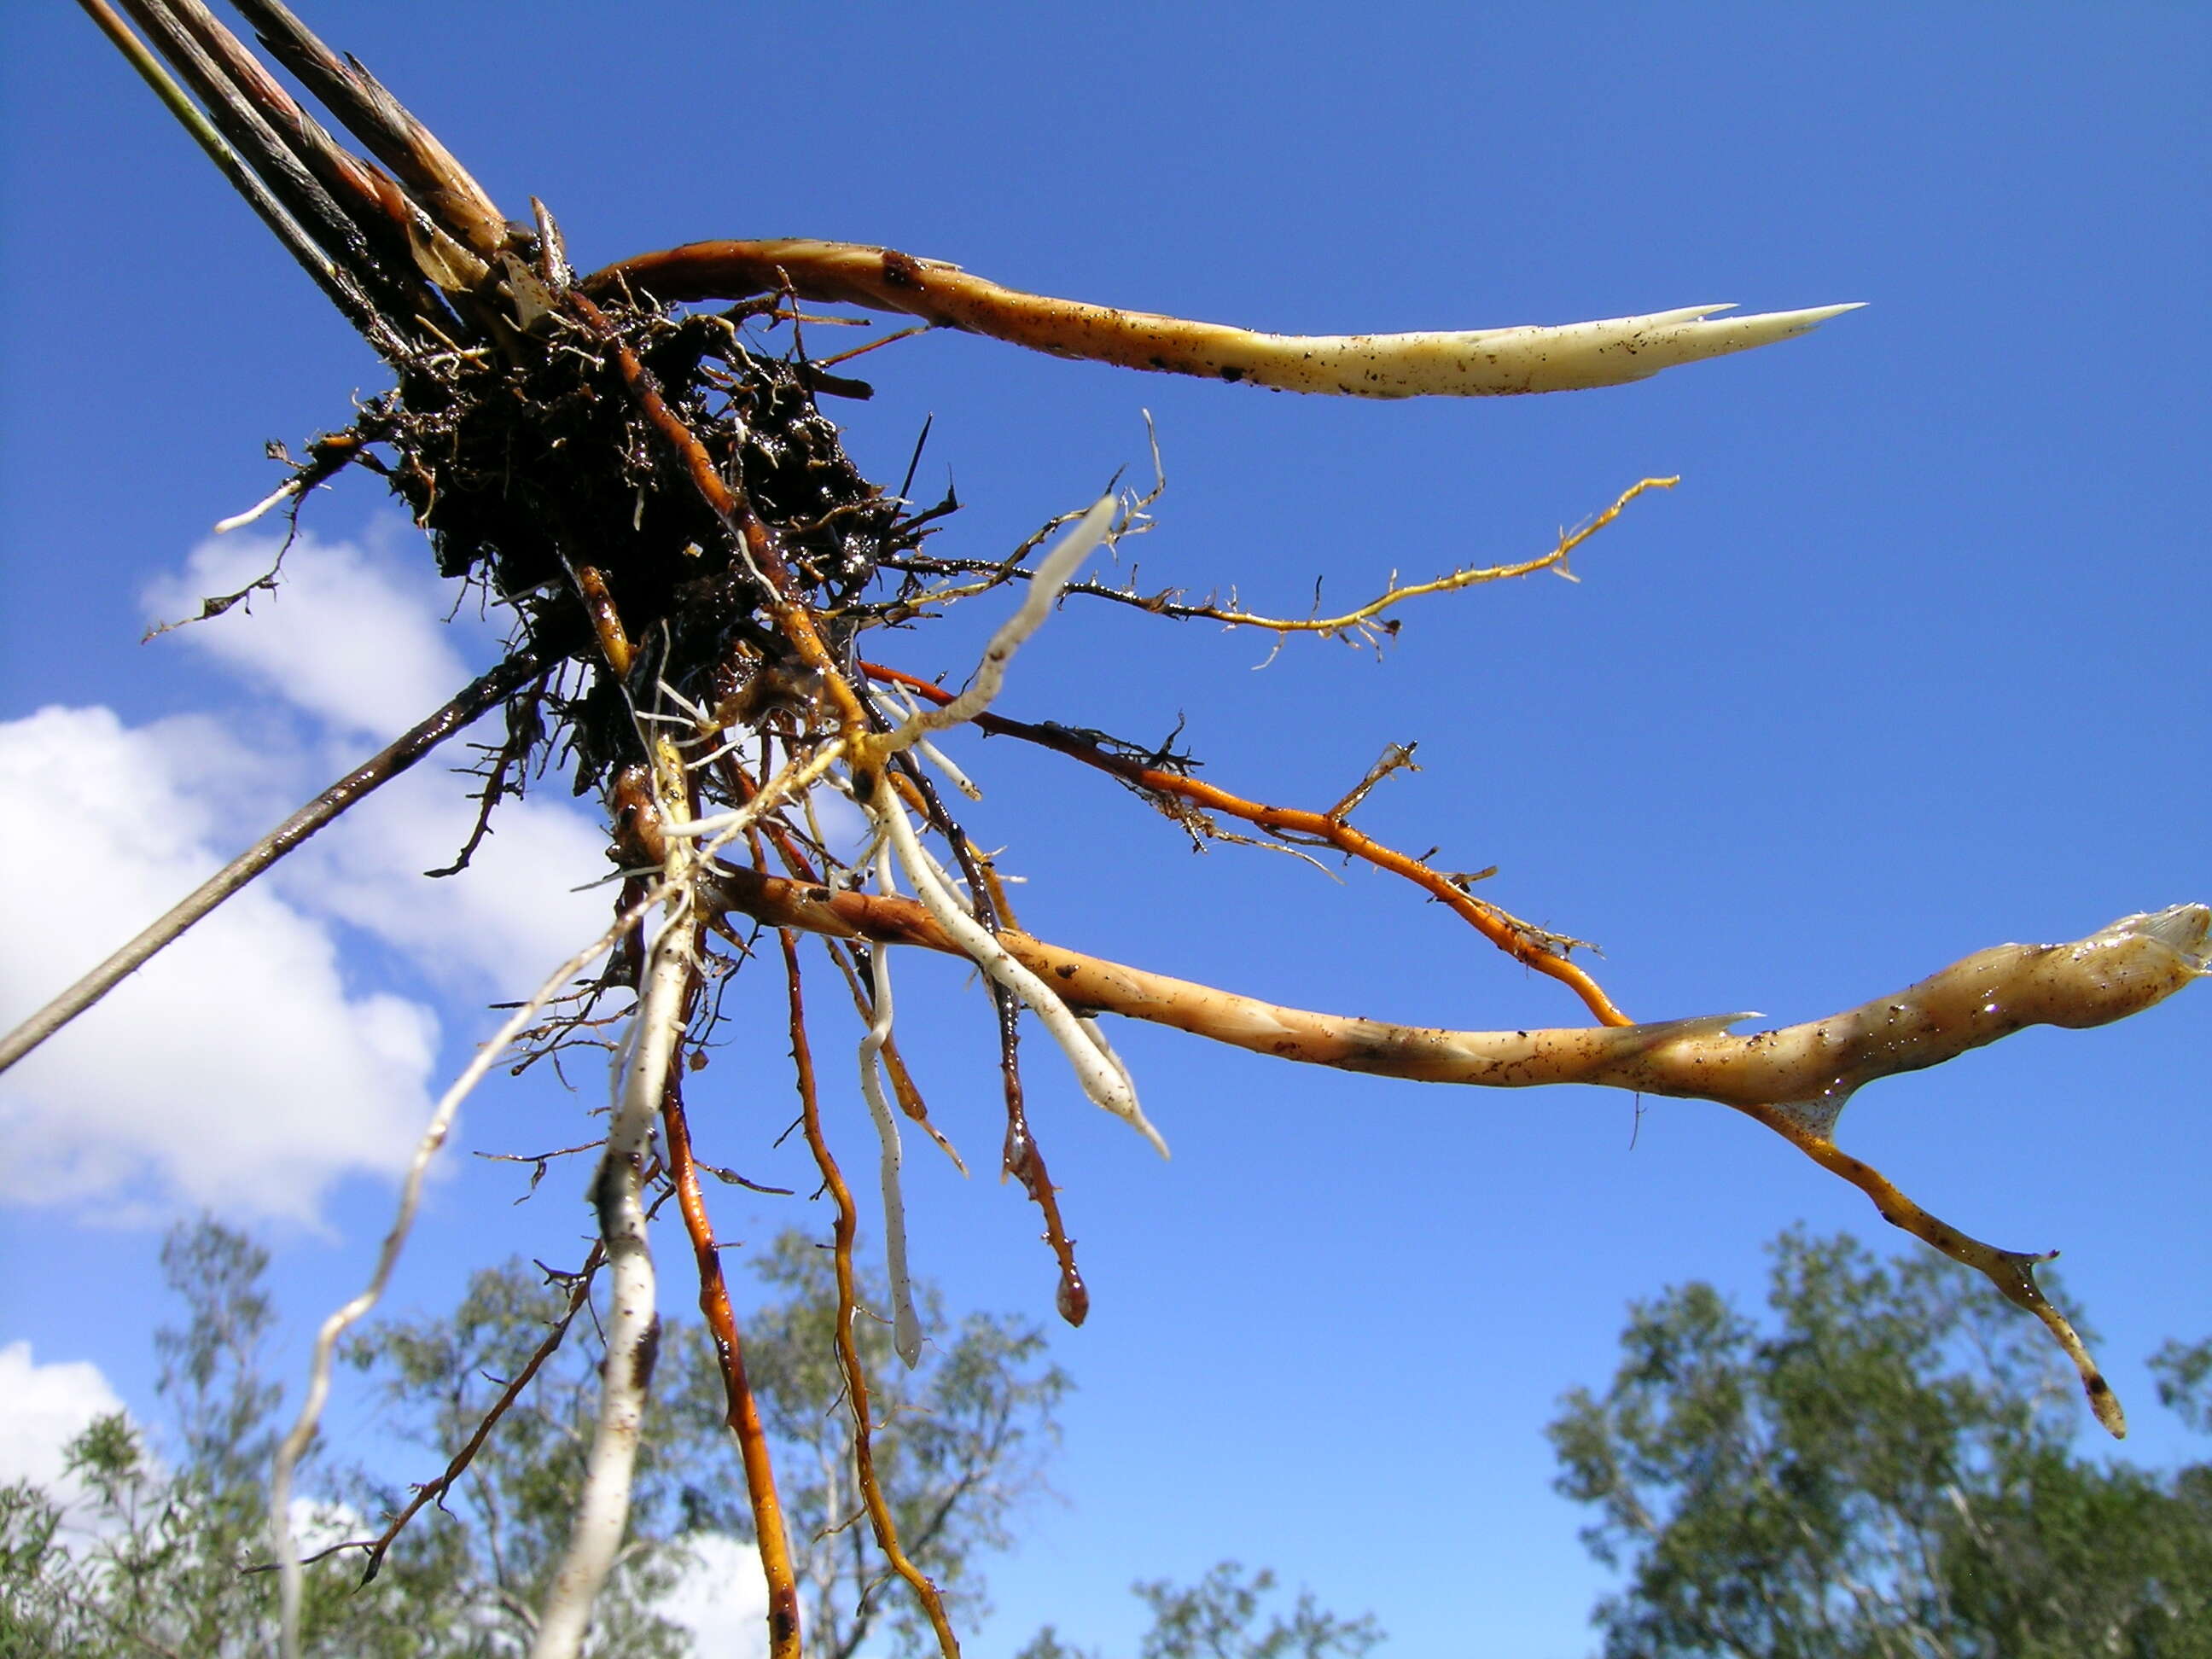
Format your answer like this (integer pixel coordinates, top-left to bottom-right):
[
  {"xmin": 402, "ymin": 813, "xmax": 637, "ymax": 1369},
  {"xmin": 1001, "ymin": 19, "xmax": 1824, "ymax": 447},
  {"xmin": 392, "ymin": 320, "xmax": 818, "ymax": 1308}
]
[
  {"xmin": 0, "ymin": 1219, "xmax": 1068, "ymax": 1656},
  {"xmin": 0, "ymin": 1217, "xmax": 1374, "ymax": 1658},
  {"xmin": 1550, "ymin": 1229, "xmax": 2212, "ymax": 1658}
]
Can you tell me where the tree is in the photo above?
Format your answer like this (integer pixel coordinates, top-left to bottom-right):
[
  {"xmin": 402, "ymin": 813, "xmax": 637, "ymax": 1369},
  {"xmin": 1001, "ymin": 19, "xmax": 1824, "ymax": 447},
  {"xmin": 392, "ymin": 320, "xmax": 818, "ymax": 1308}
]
[
  {"xmin": 340, "ymin": 1254, "xmax": 713, "ymax": 1657},
  {"xmin": 2151, "ymin": 1336, "xmax": 2212, "ymax": 1435},
  {"xmin": 1016, "ymin": 1561, "xmax": 1382, "ymax": 1659},
  {"xmin": 0, "ymin": 1220, "xmax": 358, "ymax": 1656},
  {"xmin": 1, "ymin": 1217, "xmax": 1068, "ymax": 1657},
  {"xmin": 1548, "ymin": 1228, "xmax": 2212, "ymax": 1658},
  {"xmin": 346, "ymin": 1231, "xmax": 1072, "ymax": 1659}
]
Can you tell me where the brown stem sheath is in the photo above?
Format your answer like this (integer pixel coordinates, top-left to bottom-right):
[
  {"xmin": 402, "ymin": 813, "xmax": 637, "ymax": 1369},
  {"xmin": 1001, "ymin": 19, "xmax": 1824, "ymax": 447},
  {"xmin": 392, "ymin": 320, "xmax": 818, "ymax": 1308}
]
[
  {"xmin": 226, "ymin": 0, "xmax": 511, "ymax": 259},
  {"xmin": 159, "ymin": 0, "xmax": 416, "ymax": 262},
  {"xmin": 115, "ymin": 1, "xmax": 383, "ymax": 294},
  {"xmin": 75, "ymin": 0, "xmax": 394, "ymax": 344}
]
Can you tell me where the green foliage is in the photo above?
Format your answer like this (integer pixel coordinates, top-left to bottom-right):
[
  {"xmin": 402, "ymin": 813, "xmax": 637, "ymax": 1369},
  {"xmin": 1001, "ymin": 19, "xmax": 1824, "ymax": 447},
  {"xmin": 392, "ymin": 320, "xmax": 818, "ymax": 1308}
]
[
  {"xmin": 1, "ymin": 1217, "xmax": 1378, "ymax": 1657},
  {"xmin": 1016, "ymin": 1562, "xmax": 1382, "ymax": 1659},
  {"xmin": 342, "ymin": 1230, "xmax": 1072, "ymax": 1658},
  {"xmin": 0, "ymin": 1216, "xmax": 1073, "ymax": 1656},
  {"xmin": 1132, "ymin": 1563, "xmax": 1383, "ymax": 1659},
  {"xmin": 341, "ymin": 1254, "xmax": 712, "ymax": 1656},
  {"xmin": 1549, "ymin": 1227, "xmax": 2212, "ymax": 1658},
  {"xmin": 0, "ymin": 1220, "xmax": 355, "ymax": 1656},
  {"xmin": 2151, "ymin": 1336, "xmax": 2212, "ymax": 1434},
  {"xmin": 0, "ymin": 1478, "xmax": 69, "ymax": 1658}
]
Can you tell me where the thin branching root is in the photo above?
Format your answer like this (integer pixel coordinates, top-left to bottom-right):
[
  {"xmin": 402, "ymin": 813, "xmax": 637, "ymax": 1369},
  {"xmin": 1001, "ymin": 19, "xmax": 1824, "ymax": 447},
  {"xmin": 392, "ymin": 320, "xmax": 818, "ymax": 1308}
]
[{"xmin": 15, "ymin": 5, "xmax": 2200, "ymax": 1656}]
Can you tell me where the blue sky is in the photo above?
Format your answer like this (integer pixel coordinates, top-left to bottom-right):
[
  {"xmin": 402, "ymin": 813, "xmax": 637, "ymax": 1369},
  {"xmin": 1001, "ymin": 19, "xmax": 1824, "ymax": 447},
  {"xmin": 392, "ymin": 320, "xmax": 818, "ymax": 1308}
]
[{"xmin": 2, "ymin": 4, "xmax": 2207, "ymax": 1655}]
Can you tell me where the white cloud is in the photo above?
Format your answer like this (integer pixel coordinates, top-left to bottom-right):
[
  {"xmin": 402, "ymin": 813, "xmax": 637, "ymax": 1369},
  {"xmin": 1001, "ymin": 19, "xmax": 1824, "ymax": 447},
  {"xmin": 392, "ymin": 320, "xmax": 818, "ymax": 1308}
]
[
  {"xmin": 0, "ymin": 705, "xmax": 439, "ymax": 1223},
  {"xmin": 0, "ymin": 1342, "xmax": 127, "ymax": 1499},
  {"xmin": 143, "ymin": 530, "xmax": 474, "ymax": 740},
  {"xmin": 293, "ymin": 763, "xmax": 609, "ymax": 997},
  {"xmin": 291, "ymin": 1496, "xmax": 366, "ymax": 1557},
  {"xmin": 152, "ymin": 525, "xmax": 609, "ymax": 993},
  {"xmin": 0, "ymin": 522, "xmax": 608, "ymax": 1225},
  {"xmin": 661, "ymin": 1533, "xmax": 771, "ymax": 1659}
]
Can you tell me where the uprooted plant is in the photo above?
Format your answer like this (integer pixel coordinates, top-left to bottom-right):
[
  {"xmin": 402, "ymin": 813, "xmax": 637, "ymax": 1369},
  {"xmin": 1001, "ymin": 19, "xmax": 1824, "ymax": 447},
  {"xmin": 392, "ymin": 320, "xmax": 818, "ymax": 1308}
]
[{"xmin": 5, "ymin": 4, "xmax": 2203, "ymax": 1657}]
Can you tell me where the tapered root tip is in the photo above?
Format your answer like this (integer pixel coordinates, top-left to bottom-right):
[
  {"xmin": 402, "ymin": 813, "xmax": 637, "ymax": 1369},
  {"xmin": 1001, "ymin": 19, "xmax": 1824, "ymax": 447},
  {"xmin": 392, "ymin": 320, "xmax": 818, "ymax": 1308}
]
[
  {"xmin": 1636, "ymin": 301, "xmax": 1866, "ymax": 372},
  {"xmin": 1348, "ymin": 300, "xmax": 1870, "ymax": 395},
  {"xmin": 2124, "ymin": 902, "xmax": 2211, "ymax": 971}
]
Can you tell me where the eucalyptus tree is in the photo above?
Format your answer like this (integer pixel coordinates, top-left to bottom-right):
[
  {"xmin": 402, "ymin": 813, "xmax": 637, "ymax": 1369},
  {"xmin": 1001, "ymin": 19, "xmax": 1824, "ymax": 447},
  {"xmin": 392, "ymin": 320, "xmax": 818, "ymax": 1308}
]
[
  {"xmin": 2, "ymin": 1218, "xmax": 1069, "ymax": 1657},
  {"xmin": 1551, "ymin": 1230, "xmax": 2212, "ymax": 1659}
]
